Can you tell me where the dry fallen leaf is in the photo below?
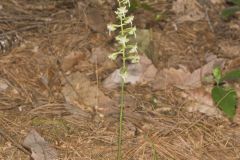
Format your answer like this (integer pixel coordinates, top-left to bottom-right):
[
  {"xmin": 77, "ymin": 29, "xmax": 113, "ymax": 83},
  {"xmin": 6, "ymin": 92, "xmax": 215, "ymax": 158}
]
[
  {"xmin": 152, "ymin": 66, "xmax": 191, "ymax": 90},
  {"xmin": 23, "ymin": 129, "xmax": 58, "ymax": 160},
  {"xmin": 103, "ymin": 55, "xmax": 157, "ymax": 89},
  {"xmin": 62, "ymin": 72, "xmax": 116, "ymax": 116},
  {"xmin": 152, "ymin": 58, "xmax": 226, "ymax": 90},
  {"xmin": 224, "ymin": 57, "xmax": 240, "ymax": 71},
  {"xmin": 185, "ymin": 84, "xmax": 240, "ymax": 119},
  {"xmin": 219, "ymin": 40, "xmax": 240, "ymax": 58},
  {"xmin": 172, "ymin": 0, "xmax": 205, "ymax": 23},
  {"xmin": 86, "ymin": 7, "xmax": 106, "ymax": 33},
  {"xmin": 89, "ymin": 45, "xmax": 112, "ymax": 64},
  {"xmin": 178, "ymin": 58, "xmax": 225, "ymax": 89},
  {"xmin": 62, "ymin": 51, "xmax": 85, "ymax": 71},
  {"xmin": 152, "ymin": 57, "xmax": 229, "ymax": 117},
  {"xmin": 183, "ymin": 87, "xmax": 222, "ymax": 117}
]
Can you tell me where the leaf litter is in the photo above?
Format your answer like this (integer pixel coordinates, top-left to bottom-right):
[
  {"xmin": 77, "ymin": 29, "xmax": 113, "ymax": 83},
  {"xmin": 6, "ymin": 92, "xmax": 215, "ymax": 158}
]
[
  {"xmin": 0, "ymin": 0, "xmax": 240, "ymax": 159},
  {"xmin": 103, "ymin": 55, "xmax": 157, "ymax": 89},
  {"xmin": 23, "ymin": 129, "xmax": 58, "ymax": 160}
]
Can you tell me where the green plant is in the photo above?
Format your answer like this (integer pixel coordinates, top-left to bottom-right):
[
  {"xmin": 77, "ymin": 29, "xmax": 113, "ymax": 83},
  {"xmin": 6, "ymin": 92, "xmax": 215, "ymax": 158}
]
[
  {"xmin": 221, "ymin": 0, "xmax": 240, "ymax": 20},
  {"xmin": 107, "ymin": 0, "xmax": 139, "ymax": 159},
  {"xmin": 211, "ymin": 67, "xmax": 240, "ymax": 120}
]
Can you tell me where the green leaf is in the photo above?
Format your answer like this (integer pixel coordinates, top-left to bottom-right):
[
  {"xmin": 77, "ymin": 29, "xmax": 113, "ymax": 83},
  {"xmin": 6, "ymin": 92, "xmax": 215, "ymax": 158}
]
[
  {"xmin": 211, "ymin": 86, "xmax": 237, "ymax": 119},
  {"xmin": 228, "ymin": 0, "xmax": 240, "ymax": 6},
  {"xmin": 221, "ymin": 69, "xmax": 240, "ymax": 81},
  {"xmin": 213, "ymin": 67, "xmax": 222, "ymax": 85},
  {"xmin": 221, "ymin": 6, "xmax": 240, "ymax": 20}
]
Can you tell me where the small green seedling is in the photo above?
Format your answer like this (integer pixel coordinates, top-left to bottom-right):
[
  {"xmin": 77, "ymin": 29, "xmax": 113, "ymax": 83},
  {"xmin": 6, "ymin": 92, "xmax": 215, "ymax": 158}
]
[
  {"xmin": 221, "ymin": 0, "xmax": 240, "ymax": 20},
  {"xmin": 211, "ymin": 67, "xmax": 240, "ymax": 120},
  {"xmin": 213, "ymin": 67, "xmax": 222, "ymax": 85}
]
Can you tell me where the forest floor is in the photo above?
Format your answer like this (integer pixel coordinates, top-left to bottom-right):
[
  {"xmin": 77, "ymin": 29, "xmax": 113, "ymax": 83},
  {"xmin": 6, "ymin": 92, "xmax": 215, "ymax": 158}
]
[{"xmin": 0, "ymin": 0, "xmax": 240, "ymax": 159}]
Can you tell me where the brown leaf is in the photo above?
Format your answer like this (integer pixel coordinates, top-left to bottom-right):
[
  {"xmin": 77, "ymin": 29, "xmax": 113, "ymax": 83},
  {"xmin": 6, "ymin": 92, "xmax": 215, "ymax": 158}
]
[
  {"xmin": 86, "ymin": 7, "xmax": 106, "ymax": 33},
  {"xmin": 62, "ymin": 51, "xmax": 85, "ymax": 71},
  {"xmin": 224, "ymin": 57, "xmax": 240, "ymax": 72},
  {"xmin": 89, "ymin": 46, "xmax": 112, "ymax": 64},
  {"xmin": 103, "ymin": 55, "xmax": 157, "ymax": 89},
  {"xmin": 23, "ymin": 129, "xmax": 58, "ymax": 160},
  {"xmin": 219, "ymin": 41, "xmax": 240, "ymax": 58},
  {"xmin": 152, "ymin": 66, "xmax": 191, "ymax": 90},
  {"xmin": 172, "ymin": 0, "xmax": 205, "ymax": 23},
  {"xmin": 183, "ymin": 87, "xmax": 222, "ymax": 117},
  {"xmin": 178, "ymin": 58, "xmax": 225, "ymax": 89},
  {"xmin": 153, "ymin": 58, "xmax": 226, "ymax": 90},
  {"xmin": 62, "ymin": 72, "xmax": 116, "ymax": 116}
]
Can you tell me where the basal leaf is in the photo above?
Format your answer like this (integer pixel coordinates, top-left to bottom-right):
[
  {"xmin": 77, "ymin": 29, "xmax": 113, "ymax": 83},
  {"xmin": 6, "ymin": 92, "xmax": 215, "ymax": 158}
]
[
  {"xmin": 221, "ymin": 6, "xmax": 240, "ymax": 20},
  {"xmin": 211, "ymin": 86, "xmax": 237, "ymax": 119},
  {"xmin": 222, "ymin": 69, "xmax": 240, "ymax": 81}
]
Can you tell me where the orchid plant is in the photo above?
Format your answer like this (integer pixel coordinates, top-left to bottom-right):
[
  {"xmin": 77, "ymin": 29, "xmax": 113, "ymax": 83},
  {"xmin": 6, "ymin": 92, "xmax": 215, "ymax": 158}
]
[{"xmin": 107, "ymin": 0, "xmax": 139, "ymax": 159}]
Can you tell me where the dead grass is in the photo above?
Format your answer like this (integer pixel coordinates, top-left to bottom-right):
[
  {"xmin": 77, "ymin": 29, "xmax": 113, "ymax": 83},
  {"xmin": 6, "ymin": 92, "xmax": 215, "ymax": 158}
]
[{"xmin": 0, "ymin": 0, "xmax": 240, "ymax": 160}]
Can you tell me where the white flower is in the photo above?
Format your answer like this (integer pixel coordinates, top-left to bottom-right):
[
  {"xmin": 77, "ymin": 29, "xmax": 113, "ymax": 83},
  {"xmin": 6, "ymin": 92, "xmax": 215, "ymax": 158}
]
[
  {"xmin": 128, "ymin": 26, "xmax": 136, "ymax": 37},
  {"xmin": 116, "ymin": 35, "xmax": 129, "ymax": 45},
  {"xmin": 107, "ymin": 24, "xmax": 117, "ymax": 32},
  {"xmin": 122, "ymin": 0, "xmax": 131, "ymax": 7},
  {"xmin": 115, "ymin": 6, "xmax": 128, "ymax": 17},
  {"xmin": 124, "ymin": 16, "xmax": 134, "ymax": 25},
  {"xmin": 127, "ymin": 55, "xmax": 140, "ymax": 63},
  {"xmin": 107, "ymin": 24, "xmax": 117, "ymax": 35},
  {"xmin": 129, "ymin": 44, "xmax": 138, "ymax": 53},
  {"xmin": 108, "ymin": 51, "xmax": 120, "ymax": 60}
]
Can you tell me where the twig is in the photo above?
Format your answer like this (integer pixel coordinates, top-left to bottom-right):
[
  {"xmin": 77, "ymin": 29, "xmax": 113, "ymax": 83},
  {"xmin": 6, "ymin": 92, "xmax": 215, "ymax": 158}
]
[{"xmin": 205, "ymin": 8, "xmax": 214, "ymax": 33}]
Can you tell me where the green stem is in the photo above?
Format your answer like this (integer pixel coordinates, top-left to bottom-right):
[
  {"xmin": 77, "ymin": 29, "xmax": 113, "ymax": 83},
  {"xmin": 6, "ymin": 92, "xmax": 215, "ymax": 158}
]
[
  {"xmin": 117, "ymin": 3, "xmax": 127, "ymax": 160},
  {"xmin": 117, "ymin": 77, "xmax": 125, "ymax": 160}
]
